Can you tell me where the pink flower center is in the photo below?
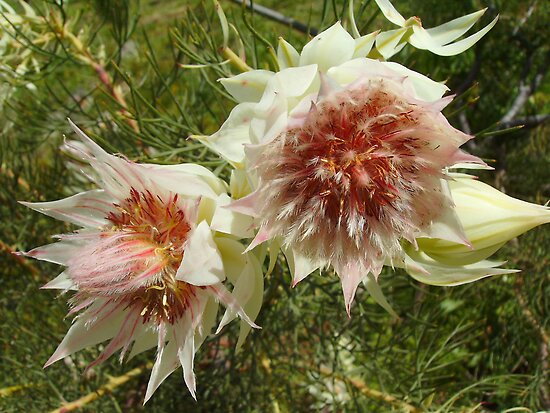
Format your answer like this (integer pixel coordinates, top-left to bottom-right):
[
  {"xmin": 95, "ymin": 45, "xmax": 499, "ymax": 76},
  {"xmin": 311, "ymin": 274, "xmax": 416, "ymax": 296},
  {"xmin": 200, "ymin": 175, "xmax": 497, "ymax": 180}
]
[
  {"xmin": 70, "ymin": 188, "xmax": 196, "ymax": 324},
  {"xmin": 255, "ymin": 80, "xmax": 458, "ymax": 272}
]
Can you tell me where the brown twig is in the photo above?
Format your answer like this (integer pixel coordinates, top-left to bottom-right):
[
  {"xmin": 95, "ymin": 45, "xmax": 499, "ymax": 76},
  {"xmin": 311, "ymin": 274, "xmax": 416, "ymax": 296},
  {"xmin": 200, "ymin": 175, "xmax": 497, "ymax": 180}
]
[
  {"xmin": 229, "ymin": 0, "xmax": 318, "ymax": 36},
  {"xmin": 48, "ymin": 363, "xmax": 152, "ymax": 413},
  {"xmin": 318, "ymin": 365, "xmax": 422, "ymax": 413}
]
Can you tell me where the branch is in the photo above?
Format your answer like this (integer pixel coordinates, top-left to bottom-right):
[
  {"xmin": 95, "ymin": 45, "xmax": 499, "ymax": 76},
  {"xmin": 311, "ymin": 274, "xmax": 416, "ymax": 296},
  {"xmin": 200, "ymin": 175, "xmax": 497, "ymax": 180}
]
[
  {"xmin": 318, "ymin": 365, "xmax": 422, "ymax": 412},
  {"xmin": 229, "ymin": 0, "xmax": 318, "ymax": 36},
  {"xmin": 496, "ymin": 114, "xmax": 550, "ymax": 130},
  {"xmin": 500, "ymin": 51, "xmax": 550, "ymax": 124}
]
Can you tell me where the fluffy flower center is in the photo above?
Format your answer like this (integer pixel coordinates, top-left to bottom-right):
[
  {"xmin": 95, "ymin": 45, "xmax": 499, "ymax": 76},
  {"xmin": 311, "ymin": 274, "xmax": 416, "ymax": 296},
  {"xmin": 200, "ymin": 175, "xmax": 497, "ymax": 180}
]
[
  {"xmin": 255, "ymin": 80, "xmax": 458, "ymax": 272},
  {"xmin": 69, "ymin": 188, "xmax": 195, "ymax": 324}
]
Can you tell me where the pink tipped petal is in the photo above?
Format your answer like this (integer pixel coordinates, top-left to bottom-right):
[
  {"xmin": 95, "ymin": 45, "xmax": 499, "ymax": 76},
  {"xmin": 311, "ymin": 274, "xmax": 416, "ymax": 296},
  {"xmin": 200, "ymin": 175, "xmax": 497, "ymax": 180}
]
[
  {"xmin": 450, "ymin": 149, "xmax": 487, "ymax": 166},
  {"xmin": 20, "ymin": 190, "xmax": 114, "ymax": 228},
  {"xmin": 210, "ymin": 194, "xmax": 255, "ymax": 238},
  {"xmin": 176, "ymin": 221, "xmax": 225, "ymax": 286},
  {"xmin": 45, "ymin": 301, "xmax": 124, "ymax": 367},
  {"xmin": 226, "ymin": 190, "xmax": 260, "ymax": 218},
  {"xmin": 283, "ymin": 247, "xmax": 320, "ymax": 287},
  {"xmin": 210, "ymin": 284, "xmax": 261, "ymax": 334},
  {"xmin": 85, "ymin": 310, "xmax": 141, "ymax": 372},
  {"xmin": 25, "ymin": 241, "xmax": 82, "ymax": 266},
  {"xmin": 334, "ymin": 262, "xmax": 366, "ymax": 316},
  {"xmin": 243, "ymin": 226, "xmax": 272, "ymax": 253}
]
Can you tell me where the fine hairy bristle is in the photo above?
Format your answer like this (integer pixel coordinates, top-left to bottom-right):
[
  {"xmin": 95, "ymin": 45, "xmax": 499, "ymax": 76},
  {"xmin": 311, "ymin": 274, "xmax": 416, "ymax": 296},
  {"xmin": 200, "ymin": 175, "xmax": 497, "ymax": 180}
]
[
  {"xmin": 68, "ymin": 187, "xmax": 196, "ymax": 325},
  {"xmin": 255, "ymin": 79, "xmax": 463, "ymax": 274}
]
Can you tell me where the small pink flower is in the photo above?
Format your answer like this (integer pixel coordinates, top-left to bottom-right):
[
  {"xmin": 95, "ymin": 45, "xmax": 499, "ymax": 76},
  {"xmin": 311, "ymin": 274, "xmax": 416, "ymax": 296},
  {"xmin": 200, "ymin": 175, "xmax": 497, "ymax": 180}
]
[{"xmin": 21, "ymin": 121, "xmax": 261, "ymax": 402}]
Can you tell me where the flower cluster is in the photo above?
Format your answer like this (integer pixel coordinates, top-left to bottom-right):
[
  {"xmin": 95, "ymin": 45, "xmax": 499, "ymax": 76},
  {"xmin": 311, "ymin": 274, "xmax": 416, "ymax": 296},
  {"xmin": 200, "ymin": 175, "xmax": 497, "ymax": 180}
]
[{"xmin": 20, "ymin": 0, "xmax": 550, "ymax": 403}]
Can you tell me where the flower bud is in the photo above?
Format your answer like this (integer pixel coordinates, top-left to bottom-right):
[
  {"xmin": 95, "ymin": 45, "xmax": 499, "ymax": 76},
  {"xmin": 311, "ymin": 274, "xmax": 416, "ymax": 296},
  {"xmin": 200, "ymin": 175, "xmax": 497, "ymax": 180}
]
[{"xmin": 417, "ymin": 175, "xmax": 550, "ymax": 266}]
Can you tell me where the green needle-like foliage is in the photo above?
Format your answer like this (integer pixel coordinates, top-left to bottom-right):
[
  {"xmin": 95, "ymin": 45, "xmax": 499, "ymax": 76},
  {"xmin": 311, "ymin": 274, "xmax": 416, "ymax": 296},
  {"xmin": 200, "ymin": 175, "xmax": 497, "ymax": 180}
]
[{"xmin": 0, "ymin": 0, "xmax": 548, "ymax": 412}]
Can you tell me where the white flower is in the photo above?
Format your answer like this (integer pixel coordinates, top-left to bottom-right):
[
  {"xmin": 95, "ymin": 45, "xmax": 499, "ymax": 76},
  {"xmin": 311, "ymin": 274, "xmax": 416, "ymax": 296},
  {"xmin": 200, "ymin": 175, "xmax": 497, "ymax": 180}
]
[
  {"xmin": 372, "ymin": 0, "xmax": 498, "ymax": 59},
  {"xmin": 21, "ymin": 120, "xmax": 262, "ymax": 402},
  {"xmin": 200, "ymin": 23, "xmax": 493, "ymax": 314}
]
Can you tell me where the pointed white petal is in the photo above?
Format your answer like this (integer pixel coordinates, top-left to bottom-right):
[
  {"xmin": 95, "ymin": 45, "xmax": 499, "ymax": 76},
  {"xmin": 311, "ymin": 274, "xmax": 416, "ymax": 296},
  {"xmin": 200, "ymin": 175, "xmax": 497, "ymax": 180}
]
[
  {"xmin": 67, "ymin": 120, "xmax": 149, "ymax": 199},
  {"xmin": 214, "ymin": 236, "xmax": 249, "ymax": 284},
  {"xmin": 299, "ymin": 22, "xmax": 356, "ymax": 72},
  {"xmin": 273, "ymin": 64, "xmax": 319, "ymax": 98},
  {"xmin": 195, "ymin": 297, "xmax": 218, "ymax": 348},
  {"xmin": 363, "ymin": 274, "xmax": 397, "ymax": 317},
  {"xmin": 277, "ymin": 37, "xmax": 300, "ymax": 69},
  {"xmin": 219, "ymin": 70, "xmax": 274, "ymax": 103},
  {"xmin": 373, "ymin": 0, "xmax": 406, "ymax": 26},
  {"xmin": 404, "ymin": 249, "xmax": 518, "ymax": 286},
  {"xmin": 352, "ymin": 31, "xmax": 379, "ymax": 58},
  {"xmin": 128, "ymin": 328, "xmax": 158, "ymax": 360},
  {"xmin": 149, "ymin": 163, "xmax": 227, "ymax": 198},
  {"xmin": 229, "ymin": 168, "xmax": 253, "ymax": 200},
  {"xmin": 211, "ymin": 284, "xmax": 261, "ymax": 333},
  {"xmin": 409, "ymin": 16, "xmax": 498, "ymax": 56},
  {"xmin": 176, "ymin": 221, "xmax": 225, "ymax": 286},
  {"xmin": 334, "ymin": 261, "xmax": 366, "ymax": 316},
  {"xmin": 42, "ymin": 270, "xmax": 75, "ymax": 290},
  {"xmin": 283, "ymin": 247, "xmax": 320, "ymax": 287},
  {"xmin": 382, "ymin": 61, "xmax": 449, "ymax": 101},
  {"xmin": 195, "ymin": 103, "xmax": 255, "ymax": 167},
  {"xmin": 217, "ymin": 261, "xmax": 255, "ymax": 333},
  {"xmin": 210, "ymin": 193, "xmax": 255, "ymax": 238},
  {"xmin": 327, "ymin": 57, "xmax": 398, "ymax": 85},
  {"xmin": 20, "ymin": 189, "xmax": 113, "ymax": 228},
  {"xmin": 178, "ymin": 335, "xmax": 197, "ymax": 400},
  {"xmin": 374, "ymin": 27, "xmax": 408, "ymax": 60},
  {"xmin": 236, "ymin": 253, "xmax": 264, "ymax": 350},
  {"xmin": 425, "ymin": 9, "xmax": 487, "ymax": 46},
  {"xmin": 25, "ymin": 241, "xmax": 82, "ymax": 265},
  {"xmin": 45, "ymin": 301, "xmax": 124, "ymax": 367},
  {"xmin": 449, "ymin": 162, "xmax": 493, "ymax": 171},
  {"xmin": 418, "ymin": 180, "xmax": 470, "ymax": 246},
  {"xmin": 144, "ymin": 338, "xmax": 179, "ymax": 403},
  {"xmin": 420, "ymin": 241, "xmax": 506, "ymax": 267}
]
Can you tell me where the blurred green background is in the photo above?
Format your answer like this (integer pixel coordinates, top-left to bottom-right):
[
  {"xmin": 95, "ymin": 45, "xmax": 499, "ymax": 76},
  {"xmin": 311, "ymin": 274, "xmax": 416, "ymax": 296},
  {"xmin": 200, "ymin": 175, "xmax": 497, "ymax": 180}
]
[{"xmin": 0, "ymin": 0, "xmax": 548, "ymax": 411}]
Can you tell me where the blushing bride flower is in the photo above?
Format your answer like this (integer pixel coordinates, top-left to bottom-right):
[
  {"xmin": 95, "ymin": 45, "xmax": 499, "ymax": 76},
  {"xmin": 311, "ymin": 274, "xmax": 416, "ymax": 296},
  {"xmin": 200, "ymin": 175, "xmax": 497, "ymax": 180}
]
[
  {"xmin": 20, "ymin": 121, "xmax": 262, "ymax": 402},
  {"xmin": 199, "ymin": 22, "xmax": 550, "ymax": 314}
]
